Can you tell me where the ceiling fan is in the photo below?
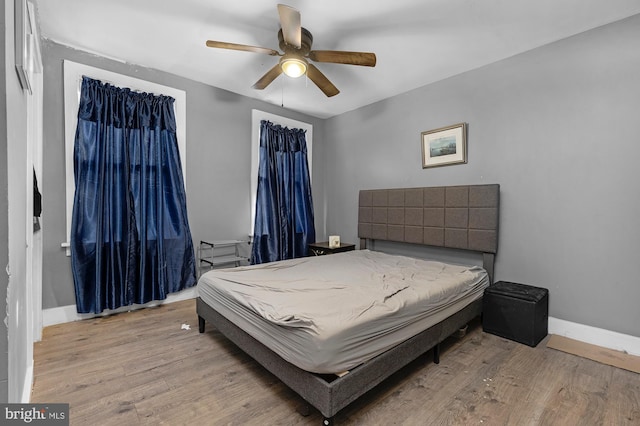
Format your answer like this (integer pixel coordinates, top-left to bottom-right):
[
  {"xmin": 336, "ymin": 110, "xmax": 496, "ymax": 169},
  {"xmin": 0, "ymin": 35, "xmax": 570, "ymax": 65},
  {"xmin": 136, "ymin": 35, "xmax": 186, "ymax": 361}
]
[{"xmin": 205, "ymin": 4, "xmax": 377, "ymax": 97}]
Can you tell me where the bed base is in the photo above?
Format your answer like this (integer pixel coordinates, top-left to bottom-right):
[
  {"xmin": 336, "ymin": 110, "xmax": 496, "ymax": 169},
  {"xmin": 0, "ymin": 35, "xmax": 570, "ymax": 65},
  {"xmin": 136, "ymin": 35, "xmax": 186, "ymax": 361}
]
[{"xmin": 197, "ymin": 296, "xmax": 482, "ymax": 424}]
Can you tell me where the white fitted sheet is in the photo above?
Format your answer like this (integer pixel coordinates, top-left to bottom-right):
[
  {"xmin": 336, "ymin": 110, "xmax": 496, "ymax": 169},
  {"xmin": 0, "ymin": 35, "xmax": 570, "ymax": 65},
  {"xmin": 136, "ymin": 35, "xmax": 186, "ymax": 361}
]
[{"xmin": 197, "ymin": 249, "xmax": 488, "ymax": 374}]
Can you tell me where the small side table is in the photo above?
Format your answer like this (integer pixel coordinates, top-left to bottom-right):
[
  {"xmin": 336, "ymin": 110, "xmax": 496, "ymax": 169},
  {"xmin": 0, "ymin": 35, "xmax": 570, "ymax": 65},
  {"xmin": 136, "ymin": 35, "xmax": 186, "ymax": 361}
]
[{"xmin": 308, "ymin": 241, "xmax": 355, "ymax": 256}]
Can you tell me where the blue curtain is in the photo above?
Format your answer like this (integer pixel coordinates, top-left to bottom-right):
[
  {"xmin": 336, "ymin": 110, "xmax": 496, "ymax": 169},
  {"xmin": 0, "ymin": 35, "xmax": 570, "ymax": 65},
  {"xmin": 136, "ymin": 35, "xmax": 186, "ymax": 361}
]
[
  {"xmin": 71, "ymin": 76, "xmax": 197, "ymax": 314},
  {"xmin": 251, "ymin": 120, "xmax": 315, "ymax": 264}
]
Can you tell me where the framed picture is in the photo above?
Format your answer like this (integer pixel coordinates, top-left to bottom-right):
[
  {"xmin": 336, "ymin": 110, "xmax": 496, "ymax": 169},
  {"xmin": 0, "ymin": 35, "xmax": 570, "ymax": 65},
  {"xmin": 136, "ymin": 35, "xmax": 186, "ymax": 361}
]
[{"xmin": 421, "ymin": 122, "xmax": 467, "ymax": 168}]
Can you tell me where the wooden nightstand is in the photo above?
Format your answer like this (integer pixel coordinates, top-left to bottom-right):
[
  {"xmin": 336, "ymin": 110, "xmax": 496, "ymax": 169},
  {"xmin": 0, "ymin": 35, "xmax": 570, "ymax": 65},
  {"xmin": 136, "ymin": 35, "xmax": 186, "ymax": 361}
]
[{"xmin": 308, "ymin": 241, "xmax": 356, "ymax": 256}]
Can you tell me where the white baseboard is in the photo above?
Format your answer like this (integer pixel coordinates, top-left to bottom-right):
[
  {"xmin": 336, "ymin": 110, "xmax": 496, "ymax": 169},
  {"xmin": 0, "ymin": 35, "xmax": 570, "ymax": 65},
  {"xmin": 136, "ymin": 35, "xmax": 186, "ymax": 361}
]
[
  {"xmin": 42, "ymin": 286, "xmax": 198, "ymax": 327},
  {"xmin": 42, "ymin": 296, "xmax": 640, "ymax": 358},
  {"xmin": 22, "ymin": 361, "xmax": 33, "ymax": 403},
  {"xmin": 549, "ymin": 316, "xmax": 640, "ymax": 357}
]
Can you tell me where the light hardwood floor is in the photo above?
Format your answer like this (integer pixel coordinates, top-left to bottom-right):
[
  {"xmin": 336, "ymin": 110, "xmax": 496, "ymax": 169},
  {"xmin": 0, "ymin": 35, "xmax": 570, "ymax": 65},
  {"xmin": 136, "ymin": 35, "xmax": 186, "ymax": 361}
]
[{"xmin": 31, "ymin": 299, "xmax": 640, "ymax": 425}]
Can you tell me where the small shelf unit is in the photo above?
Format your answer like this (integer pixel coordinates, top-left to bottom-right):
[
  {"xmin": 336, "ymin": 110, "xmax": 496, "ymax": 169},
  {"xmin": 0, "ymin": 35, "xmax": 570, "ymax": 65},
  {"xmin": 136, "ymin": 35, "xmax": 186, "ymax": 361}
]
[{"xmin": 198, "ymin": 240, "xmax": 248, "ymax": 277}]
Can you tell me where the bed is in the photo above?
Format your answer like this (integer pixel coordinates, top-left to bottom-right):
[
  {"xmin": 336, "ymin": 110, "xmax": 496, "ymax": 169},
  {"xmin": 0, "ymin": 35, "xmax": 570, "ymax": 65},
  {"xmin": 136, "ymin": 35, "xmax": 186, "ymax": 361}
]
[{"xmin": 197, "ymin": 184, "xmax": 499, "ymax": 424}]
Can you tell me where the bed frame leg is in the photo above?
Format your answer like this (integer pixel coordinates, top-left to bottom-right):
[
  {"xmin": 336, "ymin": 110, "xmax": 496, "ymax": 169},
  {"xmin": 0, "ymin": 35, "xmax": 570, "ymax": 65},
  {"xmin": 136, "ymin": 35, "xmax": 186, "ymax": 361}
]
[
  {"xmin": 322, "ymin": 417, "xmax": 334, "ymax": 426},
  {"xmin": 296, "ymin": 403, "xmax": 311, "ymax": 417},
  {"xmin": 198, "ymin": 316, "xmax": 205, "ymax": 333},
  {"xmin": 433, "ymin": 343, "xmax": 440, "ymax": 364}
]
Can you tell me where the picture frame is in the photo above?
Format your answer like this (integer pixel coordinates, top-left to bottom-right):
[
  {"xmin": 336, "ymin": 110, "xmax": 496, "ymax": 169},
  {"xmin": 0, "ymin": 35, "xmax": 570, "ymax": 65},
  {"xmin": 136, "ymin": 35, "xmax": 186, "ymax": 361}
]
[{"xmin": 421, "ymin": 122, "xmax": 467, "ymax": 168}]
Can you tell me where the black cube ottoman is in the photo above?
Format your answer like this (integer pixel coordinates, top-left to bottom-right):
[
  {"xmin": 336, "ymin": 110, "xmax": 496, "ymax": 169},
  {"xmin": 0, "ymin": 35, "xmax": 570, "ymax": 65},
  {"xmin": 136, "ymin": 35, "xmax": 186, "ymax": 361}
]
[{"xmin": 482, "ymin": 281, "xmax": 549, "ymax": 347}]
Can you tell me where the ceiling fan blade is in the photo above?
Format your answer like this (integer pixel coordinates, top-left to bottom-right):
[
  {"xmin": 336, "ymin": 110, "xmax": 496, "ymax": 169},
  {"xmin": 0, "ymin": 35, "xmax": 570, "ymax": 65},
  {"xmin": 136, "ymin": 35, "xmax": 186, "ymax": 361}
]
[
  {"xmin": 306, "ymin": 64, "xmax": 339, "ymax": 97},
  {"xmin": 206, "ymin": 40, "xmax": 279, "ymax": 56},
  {"xmin": 308, "ymin": 50, "xmax": 377, "ymax": 67},
  {"xmin": 252, "ymin": 64, "xmax": 283, "ymax": 90},
  {"xmin": 277, "ymin": 4, "xmax": 301, "ymax": 48}
]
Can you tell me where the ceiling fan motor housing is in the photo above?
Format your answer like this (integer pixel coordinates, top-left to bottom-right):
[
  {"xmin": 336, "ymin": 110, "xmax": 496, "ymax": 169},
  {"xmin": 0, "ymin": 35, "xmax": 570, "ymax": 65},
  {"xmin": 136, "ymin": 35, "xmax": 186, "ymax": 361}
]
[{"xmin": 278, "ymin": 27, "xmax": 313, "ymax": 54}]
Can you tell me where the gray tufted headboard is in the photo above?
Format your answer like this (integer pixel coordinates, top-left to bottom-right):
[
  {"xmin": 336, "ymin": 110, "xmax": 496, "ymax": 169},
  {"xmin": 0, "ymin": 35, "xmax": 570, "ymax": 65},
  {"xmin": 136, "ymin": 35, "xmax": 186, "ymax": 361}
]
[{"xmin": 358, "ymin": 184, "xmax": 500, "ymax": 281}]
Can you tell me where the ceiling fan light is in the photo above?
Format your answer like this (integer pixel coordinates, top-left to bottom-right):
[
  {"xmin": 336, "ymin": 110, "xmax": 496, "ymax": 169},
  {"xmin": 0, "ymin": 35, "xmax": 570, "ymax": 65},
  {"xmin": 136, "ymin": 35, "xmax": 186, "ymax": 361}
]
[{"xmin": 281, "ymin": 57, "xmax": 307, "ymax": 78}]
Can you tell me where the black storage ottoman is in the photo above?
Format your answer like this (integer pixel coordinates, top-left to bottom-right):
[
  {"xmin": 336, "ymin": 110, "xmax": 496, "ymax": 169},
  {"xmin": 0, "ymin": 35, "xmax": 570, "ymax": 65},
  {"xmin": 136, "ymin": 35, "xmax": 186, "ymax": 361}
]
[{"xmin": 482, "ymin": 281, "xmax": 549, "ymax": 347}]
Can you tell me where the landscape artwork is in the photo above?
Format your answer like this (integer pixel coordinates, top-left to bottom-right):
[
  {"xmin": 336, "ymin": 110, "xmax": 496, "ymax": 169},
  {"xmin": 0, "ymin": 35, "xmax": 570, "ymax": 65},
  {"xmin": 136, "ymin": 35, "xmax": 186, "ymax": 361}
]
[
  {"xmin": 430, "ymin": 136, "xmax": 457, "ymax": 157},
  {"xmin": 421, "ymin": 123, "xmax": 467, "ymax": 168}
]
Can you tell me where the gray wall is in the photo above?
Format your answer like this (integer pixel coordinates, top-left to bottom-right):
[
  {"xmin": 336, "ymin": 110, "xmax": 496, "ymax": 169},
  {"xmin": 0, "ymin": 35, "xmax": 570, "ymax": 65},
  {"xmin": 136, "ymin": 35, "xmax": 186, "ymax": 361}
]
[
  {"xmin": 323, "ymin": 14, "xmax": 640, "ymax": 337},
  {"xmin": 41, "ymin": 40, "xmax": 326, "ymax": 309},
  {"xmin": 40, "ymin": 14, "xmax": 640, "ymax": 339}
]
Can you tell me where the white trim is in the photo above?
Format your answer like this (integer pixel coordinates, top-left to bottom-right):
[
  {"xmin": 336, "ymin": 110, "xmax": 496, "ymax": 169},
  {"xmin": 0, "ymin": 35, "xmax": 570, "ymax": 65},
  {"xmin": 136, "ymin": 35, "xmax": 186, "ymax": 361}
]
[
  {"xmin": 548, "ymin": 316, "xmax": 640, "ymax": 357},
  {"xmin": 62, "ymin": 60, "xmax": 187, "ymax": 256},
  {"xmin": 42, "ymin": 287, "xmax": 198, "ymax": 327},
  {"xmin": 250, "ymin": 110, "xmax": 313, "ymax": 236},
  {"xmin": 30, "ymin": 54, "xmax": 44, "ymax": 344},
  {"xmin": 21, "ymin": 361, "xmax": 33, "ymax": 403}
]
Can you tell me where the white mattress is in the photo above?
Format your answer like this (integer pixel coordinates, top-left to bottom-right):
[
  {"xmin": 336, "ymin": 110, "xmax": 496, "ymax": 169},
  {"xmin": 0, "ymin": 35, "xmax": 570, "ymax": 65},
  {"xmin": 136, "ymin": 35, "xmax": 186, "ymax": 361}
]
[{"xmin": 197, "ymin": 249, "xmax": 489, "ymax": 374}]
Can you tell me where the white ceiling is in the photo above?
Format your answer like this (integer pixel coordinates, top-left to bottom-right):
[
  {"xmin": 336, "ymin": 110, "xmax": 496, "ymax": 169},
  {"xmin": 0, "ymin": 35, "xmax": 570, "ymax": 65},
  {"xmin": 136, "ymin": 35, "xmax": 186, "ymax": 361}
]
[{"xmin": 35, "ymin": 0, "xmax": 640, "ymax": 119}]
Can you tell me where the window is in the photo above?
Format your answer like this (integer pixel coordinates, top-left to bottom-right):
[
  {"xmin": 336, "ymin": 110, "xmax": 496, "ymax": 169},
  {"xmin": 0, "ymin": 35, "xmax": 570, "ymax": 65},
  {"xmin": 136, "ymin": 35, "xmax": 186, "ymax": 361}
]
[
  {"xmin": 63, "ymin": 60, "xmax": 186, "ymax": 254},
  {"xmin": 250, "ymin": 110, "xmax": 313, "ymax": 236}
]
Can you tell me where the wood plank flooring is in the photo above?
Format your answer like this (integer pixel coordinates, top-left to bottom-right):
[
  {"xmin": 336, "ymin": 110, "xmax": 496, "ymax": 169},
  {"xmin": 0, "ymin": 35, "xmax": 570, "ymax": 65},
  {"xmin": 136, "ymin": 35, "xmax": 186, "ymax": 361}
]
[{"xmin": 31, "ymin": 299, "xmax": 640, "ymax": 425}]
